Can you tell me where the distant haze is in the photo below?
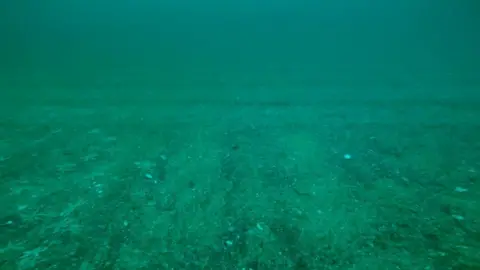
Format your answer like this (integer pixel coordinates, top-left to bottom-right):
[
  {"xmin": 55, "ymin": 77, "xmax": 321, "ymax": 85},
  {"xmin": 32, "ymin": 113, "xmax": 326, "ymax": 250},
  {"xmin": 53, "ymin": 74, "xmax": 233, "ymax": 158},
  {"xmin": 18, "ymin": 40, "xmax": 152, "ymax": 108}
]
[{"xmin": 1, "ymin": 0, "xmax": 479, "ymax": 99}]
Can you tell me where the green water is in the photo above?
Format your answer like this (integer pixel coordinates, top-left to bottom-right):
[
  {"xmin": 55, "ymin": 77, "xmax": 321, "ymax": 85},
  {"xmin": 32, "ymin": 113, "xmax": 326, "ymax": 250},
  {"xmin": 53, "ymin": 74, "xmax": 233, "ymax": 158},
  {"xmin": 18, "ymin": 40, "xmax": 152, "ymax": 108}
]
[
  {"xmin": 2, "ymin": 1, "xmax": 479, "ymax": 97},
  {"xmin": 1, "ymin": 1, "xmax": 479, "ymax": 269}
]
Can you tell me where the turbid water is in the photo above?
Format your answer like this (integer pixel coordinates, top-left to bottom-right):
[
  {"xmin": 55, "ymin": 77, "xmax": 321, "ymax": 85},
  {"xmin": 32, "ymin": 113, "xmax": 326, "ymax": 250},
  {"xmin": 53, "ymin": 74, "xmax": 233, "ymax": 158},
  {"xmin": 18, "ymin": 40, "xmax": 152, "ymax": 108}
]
[{"xmin": 1, "ymin": 1, "xmax": 479, "ymax": 269}]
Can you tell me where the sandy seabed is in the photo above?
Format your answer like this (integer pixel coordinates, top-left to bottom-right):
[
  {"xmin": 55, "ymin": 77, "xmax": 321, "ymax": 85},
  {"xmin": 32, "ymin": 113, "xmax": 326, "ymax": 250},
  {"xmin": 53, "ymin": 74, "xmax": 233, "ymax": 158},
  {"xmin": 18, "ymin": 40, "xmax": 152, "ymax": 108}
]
[{"xmin": 0, "ymin": 93, "xmax": 479, "ymax": 270}]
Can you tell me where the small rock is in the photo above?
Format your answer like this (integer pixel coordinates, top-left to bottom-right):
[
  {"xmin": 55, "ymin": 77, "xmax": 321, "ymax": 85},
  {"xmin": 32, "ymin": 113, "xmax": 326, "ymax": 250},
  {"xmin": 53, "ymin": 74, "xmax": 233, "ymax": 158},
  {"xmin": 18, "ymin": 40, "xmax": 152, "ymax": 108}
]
[
  {"xmin": 454, "ymin": 187, "xmax": 468, "ymax": 193},
  {"xmin": 452, "ymin": 215, "xmax": 464, "ymax": 221}
]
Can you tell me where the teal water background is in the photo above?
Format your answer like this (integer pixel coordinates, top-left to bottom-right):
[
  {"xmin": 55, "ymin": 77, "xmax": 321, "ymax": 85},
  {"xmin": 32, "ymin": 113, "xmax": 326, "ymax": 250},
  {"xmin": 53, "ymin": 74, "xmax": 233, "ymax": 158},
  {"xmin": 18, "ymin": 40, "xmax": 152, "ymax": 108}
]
[{"xmin": 2, "ymin": 1, "xmax": 478, "ymax": 101}]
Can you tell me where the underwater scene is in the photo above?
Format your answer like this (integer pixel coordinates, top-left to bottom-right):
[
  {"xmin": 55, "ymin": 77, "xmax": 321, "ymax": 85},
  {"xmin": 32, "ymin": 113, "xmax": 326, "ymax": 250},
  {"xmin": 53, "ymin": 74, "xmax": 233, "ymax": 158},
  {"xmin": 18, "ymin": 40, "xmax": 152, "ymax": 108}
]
[{"xmin": 1, "ymin": 0, "xmax": 479, "ymax": 269}]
